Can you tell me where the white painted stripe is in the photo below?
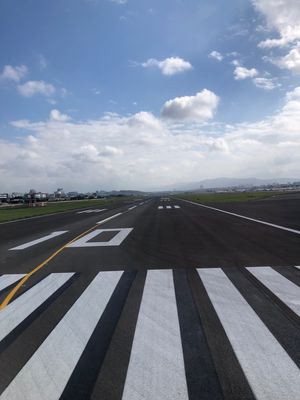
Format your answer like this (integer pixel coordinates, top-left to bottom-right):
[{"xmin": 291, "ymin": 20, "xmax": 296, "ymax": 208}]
[
  {"xmin": 197, "ymin": 268, "xmax": 300, "ymax": 400},
  {"xmin": 166, "ymin": 206, "xmax": 172, "ymax": 209},
  {"xmin": 67, "ymin": 228, "xmax": 133, "ymax": 247},
  {"xmin": 10, "ymin": 231, "xmax": 68, "ymax": 250},
  {"xmin": 158, "ymin": 206, "xmax": 163, "ymax": 209},
  {"xmin": 174, "ymin": 205, "xmax": 180, "ymax": 209},
  {"xmin": 77, "ymin": 209, "xmax": 107, "ymax": 214},
  {"xmin": 0, "ymin": 273, "xmax": 74, "ymax": 343},
  {"xmin": 247, "ymin": 267, "xmax": 300, "ymax": 316},
  {"xmin": 182, "ymin": 199, "xmax": 300, "ymax": 235},
  {"xmin": 139, "ymin": 202, "xmax": 144, "ymax": 205},
  {"xmin": 0, "ymin": 274, "xmax": 26, "ymax": 292},
  {"xmin": 1, "ymin": 271, "xmax": 123, "ymax": 400},
  {"xmin": 295, "ymin": 266, "xmax": 300, "ymax": 270},
  {"xmin": 122, "ymin": 270, "xmax": 188, "ymax": 400},
  {"xmin": 128, "ymin": 205, "xmax": 137, "ymax": 210},
  {"xmin": 96, "ymin": 212, "xmax": 122, "ymax": 225}
]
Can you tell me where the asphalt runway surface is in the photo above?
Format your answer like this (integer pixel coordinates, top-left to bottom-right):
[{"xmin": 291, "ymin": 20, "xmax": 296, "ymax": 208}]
[{"xmin": 0, "ymin": 196, "xmax": 299, "ymax": 399}]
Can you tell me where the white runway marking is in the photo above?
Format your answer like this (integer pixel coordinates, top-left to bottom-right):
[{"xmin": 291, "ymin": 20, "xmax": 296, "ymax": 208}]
[
  {"xmin": 295, "ymin": 266, "xmax": 300, "ymax": 270},
  {"xmin": 0, "ymin": 274, "xmax": 26, "ymax": 292},
  {"xmin": 9, "ymin": 231, "xmax": 68, "ymax": 250},
  {"xmin": 182, "ymin": 199, "xmax": 300, "ymax": 235},
  {"xmin": 166, "ymin": 206, "xmax": 172, "ymax": 209},
  {"xmin": 128, "ymin": 205, "xmax": 137, "ymax": 210},
  {"xmin": 247, "ymin": 267, "xmax": 300, "ymax": 316},
  {"xmin": 96, "ymin": 212, "xmax": 122, "ymax": 225},
  {"xmin": 122, "ymin": 270, "xmax": 188, "ymax": 400},
  {"xmin": 77, "ymin": 209, "xmax": 107, "ymax": 214},
  {"xmin": 197, "ymin": 268, "xmax": 300, "ymax": 400},
  {"xmin": 67, "ymin": 228, "xmax": 133, "ymax": 247},
  {"xmin": 1, "ymin": 271, "xmax": 123, "ymax": 400},
  {"xmin": 0, "ymin": 273, "xmax": 74, "ymax": 343},
  {"xmin": 174, "ymin": 205, "xmax": 180, "ymax": 208},
  {"xmin": 158, "ymin": 206, "xmax": 163, "ymax": 209}
]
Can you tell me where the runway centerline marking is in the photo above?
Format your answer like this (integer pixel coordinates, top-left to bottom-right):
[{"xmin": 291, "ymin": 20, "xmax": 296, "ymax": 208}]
[
  {"xmin": 0, "ymin": 211, "xmax": 124, "ymax": 309},
  {"xmin": 9, "ymin": 231, "xmax": 68, "ymax": 251},
  {"xmin": 181, "ymin": 199, "xmax": 300, "ymax": 235}
]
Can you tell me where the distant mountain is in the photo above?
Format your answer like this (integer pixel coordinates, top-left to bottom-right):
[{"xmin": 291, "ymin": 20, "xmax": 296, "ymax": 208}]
[{"xmin": 164, "ymin": 177, "xmax": 298, "ymax": 191}]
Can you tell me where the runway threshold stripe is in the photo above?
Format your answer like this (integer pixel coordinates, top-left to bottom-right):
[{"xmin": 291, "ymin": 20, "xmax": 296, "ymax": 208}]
[
  {"xmin": 0, "ymin": 275, "xmax": 26, "ymax": 292},
  {"xmin": 247, "ymin": 267, "xmax": 300, "ymax": 317},
  {"xmin": 173, "ymin": 270, "xmax": 223, "ymax": 400},
  {"xmin": 197, "ymin": 268, "xmax": 300, "ymax": 400},
  {"xmin": 225, "ymin": 268, "xmax": 300, "ymax": 367},
  {"xmin": 122, "ymin": 270, "xmax": 189, "ymax": 400},
  {"xmin": 0, "ymin": 273, "xmax": 74, "ymax": 343},
  {"xmin": 166, "ymin": 205, "xmax": 172, "ymax": 209},
  {"xmin": 0, "ymin": 271, "xmax": 123, "ymax": 400},
  {"xmin": 183, "ymin": 199, "xmax": 300, "ymax": 235},
  {"xmin": 9, "ymin": 231, "xmax": 68, "ymax": 250},
  {"xmin": 60, "ymin": 272, "xmax": 136, "ymax": 400}
]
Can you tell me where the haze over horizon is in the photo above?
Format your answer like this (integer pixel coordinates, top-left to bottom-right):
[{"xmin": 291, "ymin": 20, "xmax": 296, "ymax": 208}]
[{"xmin": 1, "ymin": 0, "xmax": 300, "ymax": 192}]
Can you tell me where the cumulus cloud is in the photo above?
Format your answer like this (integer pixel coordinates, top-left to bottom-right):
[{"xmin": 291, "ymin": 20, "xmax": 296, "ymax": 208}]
[
  {"xmin": 2, "ymin": 89, "xmax": 300, "ymax": 192},
  {"xmin": 208, "ymin": 51, "xmax": 223, "ymax": 61},
  {"xmin": 49, "ymin": 109, "xmax": 71, "ymax": 122},
  {"xmin": 141, "ymin": 57, "xmax": 192, "ymax": 76},
  {"xmin": 161, "ymin": 89, "xmax": 219, "ymax": 122},
  {"xmin": 17, "ymin": 81, "xmax": 56, "ymax": 97},
  {"xmin": 253, "ymin": 77, "xmax": 280, "ymax": 90},
  {"xmin": 0, "ymin": 65, "xmax": 28, "ymax": 82},
  {"xmin": 273, "ymin": 46, "xmax": 300, "ymax": 74},
  {"xmin": 253, "ymin": 0, "xmax": 300, "ymax": 48},
  {"xmin": 234, "ymin": 66, "xmax": 258, "ymax": 80}
]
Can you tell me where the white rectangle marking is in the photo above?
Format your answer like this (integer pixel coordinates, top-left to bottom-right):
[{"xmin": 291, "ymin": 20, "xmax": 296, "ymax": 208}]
[
  {"xmin": 0, "ymin": 273, "xmax": 74, "ymax": 343},
  {"xmin": 122, "ymin": 270, "xmax": 188, "ymax": 400},
  {"xmin": 166, "ymin": 206, "xmax": 172, "ymax": 209},
  {"xmin": 247, "ymin": 267, "xmax": 300, "ymax": 317},
  {"xmin": 0, "ymin": 274, "xmax": 26, "ymax": 292},
  {"xmin": 10, "ymin": 231, "xmax": 68, "ymax": 250},
  {"xmin": 174, "ymin": 205, "xmax": 180, "ymax": 209},
  {"xmin": 197, "ymin": 268, "xmax": 300, "ymax": 400},
  {"xmin": 128, "ymin": 206, "xmax": 137, "ymax": 210},
  {"xmin": 67, "ymin": 228, "xmax": 133, "ymax": 247},
  {"xmin": 1, "ymin": 271, "xmax": 123, "ymax": 400},
  {"xmin": 158, "ymin": 206, "xmax": 163, "ymax": 209}
]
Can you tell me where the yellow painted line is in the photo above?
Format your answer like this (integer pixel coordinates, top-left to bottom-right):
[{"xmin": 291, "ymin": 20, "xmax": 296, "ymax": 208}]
[{"xmin": 0, "ymin": 224, "xmax": 98, "ymax": 310}]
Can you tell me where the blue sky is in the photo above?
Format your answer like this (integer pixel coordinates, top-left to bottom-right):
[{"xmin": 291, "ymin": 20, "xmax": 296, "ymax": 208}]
[{"xmin": 1, "ymin": 0, "xmax": 300, "ymax": 191}]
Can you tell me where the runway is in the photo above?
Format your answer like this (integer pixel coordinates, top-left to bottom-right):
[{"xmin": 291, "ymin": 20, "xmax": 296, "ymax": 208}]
[{"xmin": 0, "ymin": 196, "xmax": 299, "ymax": 399}]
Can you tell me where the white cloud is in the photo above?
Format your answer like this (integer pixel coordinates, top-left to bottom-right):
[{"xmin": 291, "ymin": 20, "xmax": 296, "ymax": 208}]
[
  {"xmin": 234, "ymin": 66, "xmax": 258, "ymax": 80},
  {"xmin": 141, "ymin": 57, "xmax": 192, "ymax": 76},
  {"xmin": 161, "ymin": 89, "xmax": 219, "ymax": 122},
  {"xmin": 253, "ymin": 77, "xmax": 280, "ymax": 90},
  {"xmin": 17, "ymin": 81, "xmax": 56, "ymax": 97},
  {"xmin": 273, "ymin": 46, "xmax": 300, "ymax": 74},
  {"xmin": 0, "ymin": 65, "xmax": 28, "ymax": 82},
  {"xmin": 208, "ymin": 51, "xmax": 223, "ymax": 61},
  {"xmin": 253, "ymin": 0, "xmax": 300, "ymax": 48},
  {"xmin": 49, "ymin": 109, "xmax": 71, "ymax": 122},
  {"xmin": 3, "ymin": 87, "xmax": 300, "ymax": 191}
]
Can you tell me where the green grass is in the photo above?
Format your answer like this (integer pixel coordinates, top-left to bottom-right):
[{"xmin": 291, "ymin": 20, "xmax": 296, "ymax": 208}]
[
  {"xmin": 0, "ymin": 197, "xmax": 136, "ymax": 223},
  {"xmin": 175, "ymin": 191, "xmax": 281, "ymax": 204}
]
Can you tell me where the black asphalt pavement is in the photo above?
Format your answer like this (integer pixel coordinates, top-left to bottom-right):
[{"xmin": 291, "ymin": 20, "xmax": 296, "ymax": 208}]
[{"xmin": 0, "ymin": 196, "xmax": 299, "ymax": 399}]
